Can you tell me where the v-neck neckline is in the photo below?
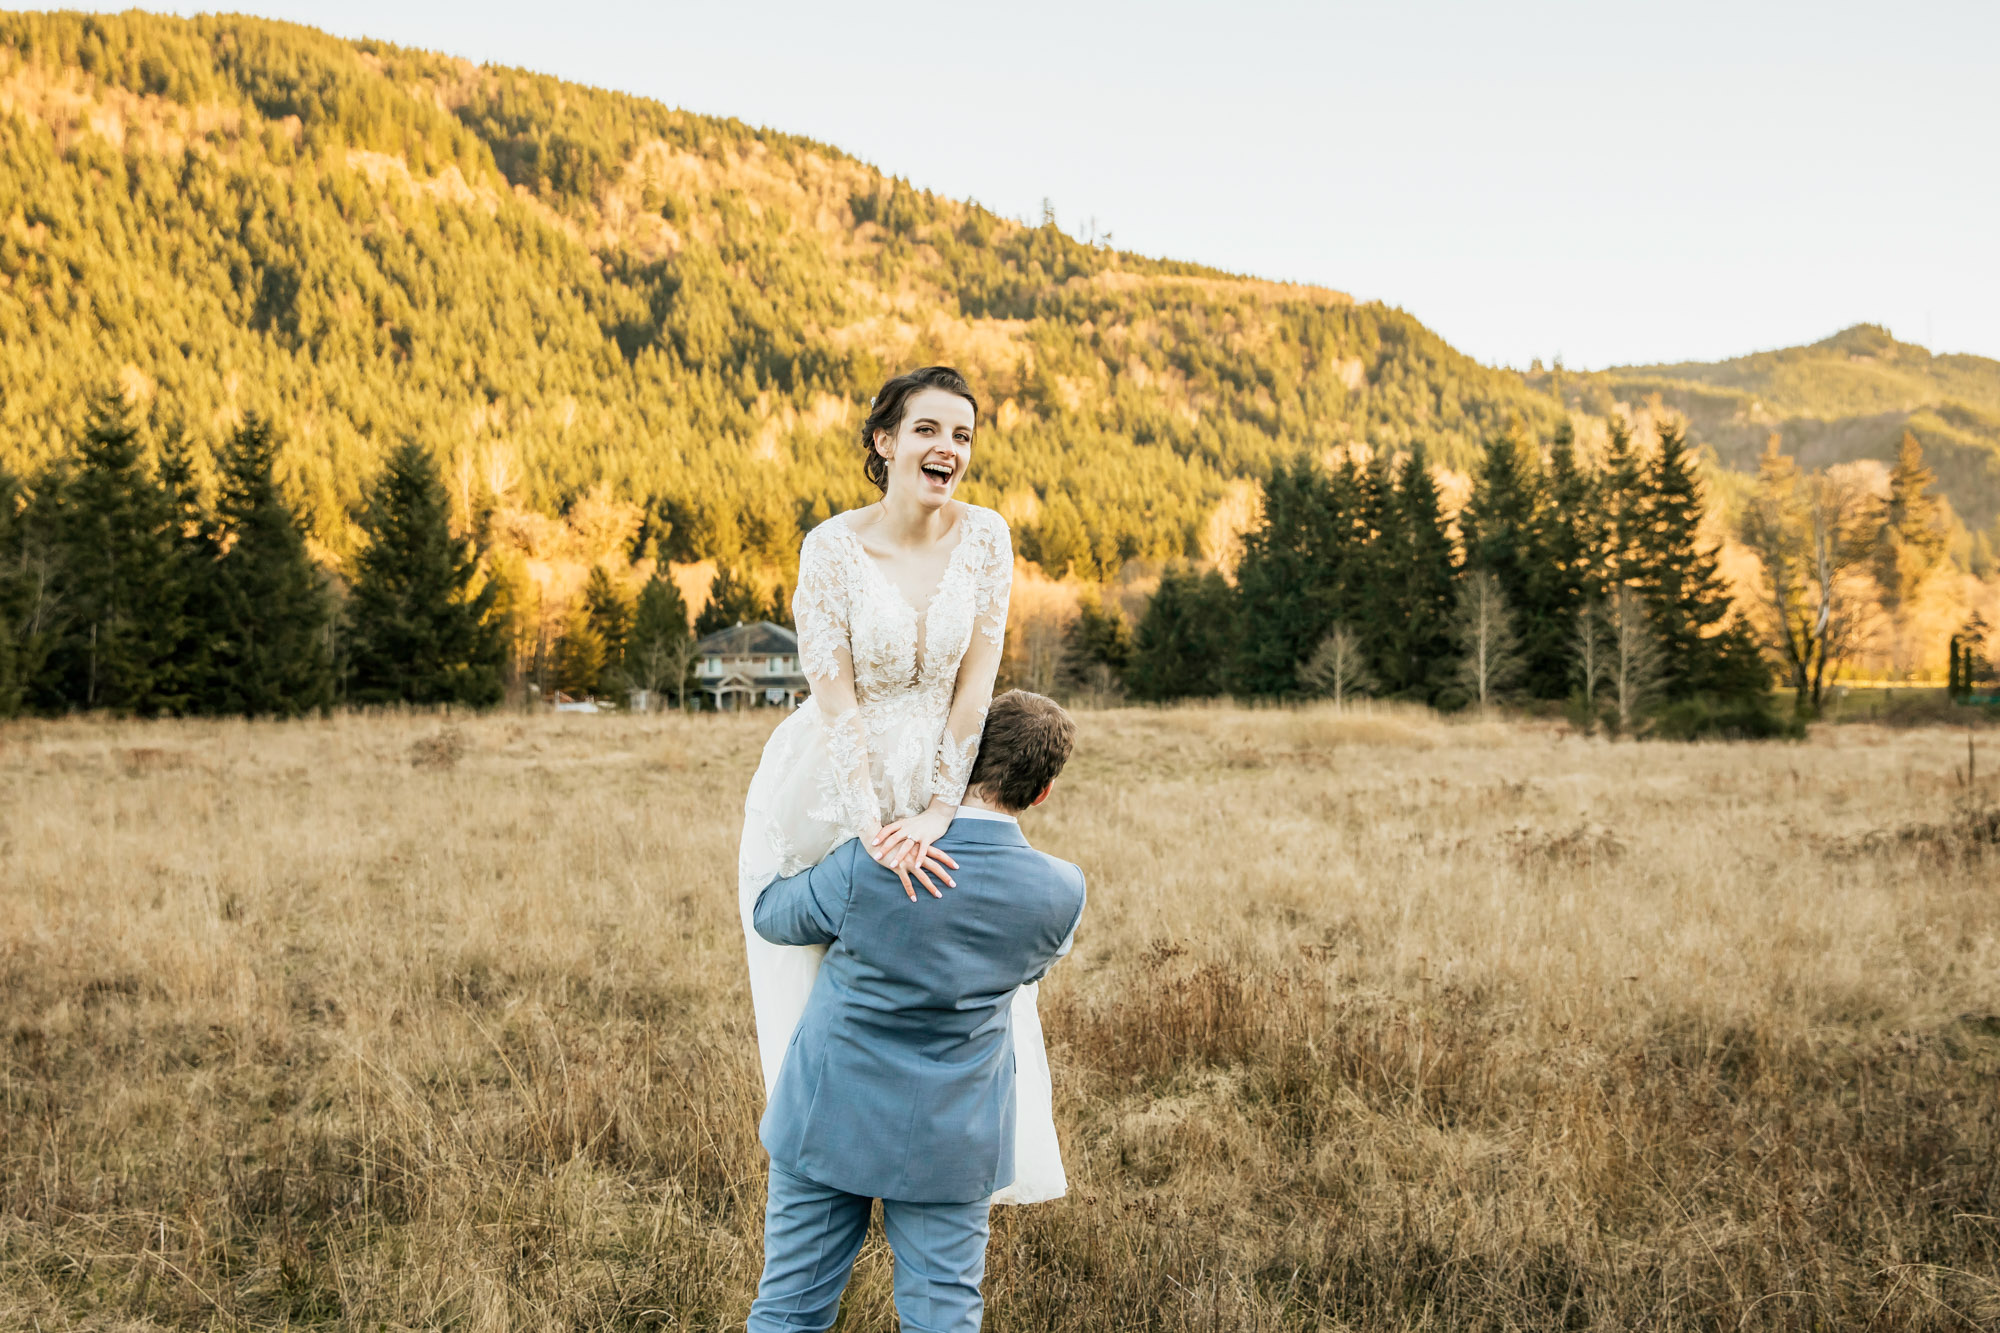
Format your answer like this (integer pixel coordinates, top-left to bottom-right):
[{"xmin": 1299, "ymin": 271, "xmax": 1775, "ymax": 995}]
[{"xmin": 845, "ymin": 507, "xmax": 973, "ymax": 624}]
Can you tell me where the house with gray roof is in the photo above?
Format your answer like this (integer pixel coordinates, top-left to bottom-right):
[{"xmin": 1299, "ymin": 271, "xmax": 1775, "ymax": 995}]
[{"xmin": 694, "ymin": 621, "xmax": 809, "ymax": 710}]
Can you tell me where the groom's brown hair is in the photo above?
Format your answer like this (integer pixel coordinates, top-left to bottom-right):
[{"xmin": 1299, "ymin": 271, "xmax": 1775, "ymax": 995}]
[{"xmin": 968, "ymin": 690, "xmax": 1075, "ymax": 811}]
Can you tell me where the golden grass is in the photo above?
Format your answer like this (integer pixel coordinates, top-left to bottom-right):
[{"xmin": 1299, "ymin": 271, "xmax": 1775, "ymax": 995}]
[{"xmin": 3, "ymin": 706, "xmax": 1997, "ymax": 1330}]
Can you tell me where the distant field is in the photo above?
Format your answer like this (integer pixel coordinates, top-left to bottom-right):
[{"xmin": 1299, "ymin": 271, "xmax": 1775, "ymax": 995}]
[{"xmin": 3, "ymin": 706, "xmax": 1997, "ymax": 1330}]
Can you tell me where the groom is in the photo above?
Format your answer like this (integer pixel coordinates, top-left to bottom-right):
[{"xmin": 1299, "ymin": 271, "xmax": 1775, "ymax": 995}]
[{"xmin": 747, "ymin": 689, "xmax": 1085, "ymax": 1333}]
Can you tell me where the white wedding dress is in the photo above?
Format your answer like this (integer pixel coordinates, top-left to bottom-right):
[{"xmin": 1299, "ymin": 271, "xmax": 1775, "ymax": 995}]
[{"xmin": 736, "ymin": 502, "xmax": 1067, "ymax": 1205}]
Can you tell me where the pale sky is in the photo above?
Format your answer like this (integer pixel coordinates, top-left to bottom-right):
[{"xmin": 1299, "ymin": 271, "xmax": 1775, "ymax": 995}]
[{"xmin": 146, "ymin": 1, "xmax": 1999, "ymax": 370}]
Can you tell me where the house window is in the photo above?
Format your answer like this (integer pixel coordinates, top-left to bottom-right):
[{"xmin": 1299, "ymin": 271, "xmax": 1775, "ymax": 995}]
[{"xmin": 700, "ymin": 658, "xmax": 719, "ymax": 676}]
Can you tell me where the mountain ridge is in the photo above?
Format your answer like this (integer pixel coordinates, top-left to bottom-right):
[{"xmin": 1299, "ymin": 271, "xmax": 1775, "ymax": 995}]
[
  {"xmin": 1540, "ymin": 324, "xmax": 2000, "ymax": 536},
  {"xmin": 1, "ymin": 10, "xmax": 1564, "ymax": 593},
  {"xmin": 4, "ymin": 11, "xmax": 1994, "ymax": 589}
]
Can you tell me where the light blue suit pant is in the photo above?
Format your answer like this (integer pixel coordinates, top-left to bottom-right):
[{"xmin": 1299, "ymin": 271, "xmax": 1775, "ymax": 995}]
[{"xmin": 749, "ymin": 1162, "xmax": 991, "ymax": 1333}]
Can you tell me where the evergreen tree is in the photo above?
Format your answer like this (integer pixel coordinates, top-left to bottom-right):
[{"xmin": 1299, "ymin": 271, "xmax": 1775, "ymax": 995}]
[
  {"xmin": 1060, "ymin": 590, "xmax": 1133, "ymax": 694},
  {"xmin": 1599, "ymin": 418, "xmax": 1648, "ymax": 585},
  {"xmin": 1322, "ymin": 455, "xmax": 1373, "ymax": 623},
  {"xmin": 1353, "ymin": 450, "xmax": 1403, "ymax": 685},
  {"xmin": 581, "ymin": 563, "xmax": 633, "ymax": 690},
  {"xmin": 1458, "ymin": 432, "xmax": 1541, "ymax": 631},
  {"xmin": 626, "ymin": 569, "xmax": 695, "ymax": 709},
  {"xmin": 1874, "ymin": 431, "xmax": 1948, "ymax": 613},
  {"xmin": 1031, "ymin": 494, "xmax": 1092, "ymax": 579},
  {"xmin": 1373, "ymin": 446, "xmax": 1458, "ymax": 701},
  {"xmin": 1127, "ymin": 564, "xmax": 1231, "ymax": 702},
  {"xmin": 1633, "ymin": 421, "xmax": 1764, "ymax": 701},
  {"xmin": 154, "ymin": 422, "xmax": 217, "ymax": 702},
  {"xmin": 552, "ymin": 604, "xmax": 606, "ymax": 697},
  {"xmin": 1231, "ymin": 456, "xmax": 1362, "ymax": 696},
  {"xmin": 203, "ymin": 416, "xmax": 334, "ymax": 716},
  {"xmin": 35, "ymin": 391, "xmax": 191, "ymax": 714},
  {"xmin": 346, "ymin": 441, "xmax": 505, "ymax": 707},
  {"xmin": 694, "ymin": 565, "xmax": 765, "ymax": 638},
  {"xmin": 1524, "ymin": 422, "xmax": 1598, "ymax": 697},
  {"xmin": 0, "ymin": 468, "xmax": 35, "ymax": 717},
  {"xmin": 764, "ymin": 581, "xmax": 795, "ymax": 630}
]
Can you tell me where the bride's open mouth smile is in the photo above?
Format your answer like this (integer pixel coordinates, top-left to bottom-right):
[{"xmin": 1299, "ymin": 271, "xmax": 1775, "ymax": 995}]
[{"xmin": 919, "ymin": 458, "xmax": 957, "ymax": 491}]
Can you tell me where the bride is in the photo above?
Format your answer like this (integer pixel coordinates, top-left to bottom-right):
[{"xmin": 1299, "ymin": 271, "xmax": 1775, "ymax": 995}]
[{"xmin": 736, "ymin": 365, "xmax": 1066, "ymax": 1205}]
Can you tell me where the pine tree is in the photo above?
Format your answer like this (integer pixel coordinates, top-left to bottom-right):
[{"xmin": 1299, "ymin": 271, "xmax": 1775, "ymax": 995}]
[
  {"xmin": 1633, "ymin": 420, "xmax": 1763, "ymax": 701},
  {"xmin": 1458, "ymin": 433, "xmax": 1541, "ymax": 630},
  {"xmin": 1874, "ymin": 431, "xmax": 1948, "ymax": 614},
  {"xmin": 626, "ymin": 569, "xmax": 695, "ymax": 709},
  {"xmin": 1374, "ymin": 446, "xmax": 1458, "ymax": 701},
  {"xmin": 764, "ymin": 581, "xmax": 795, "ymax": 630},
  {"xmin": 1525, "ymin": 422, "xmax": 1598, "ymax": 697},
  {"xmin": 36, "ymin": 390, "xmax": 191, "ymax": 714},
  {"xmin": 1353, "ymin": 450, "xmax": 1402, "ymax": 685},
  {"xmin": 581, "ymin": 563, "xmax": 633, "ymax": 691},
  {"xmin": 552, "ymin": 603, "xmax": 606, "ymax": 697},
  {"xmin": 0, "ymin": 472, "xmax": 60, "ymax": 719},
  {"xmin": 1060, "ymin": 589, "xmax": 1132, "ymax": 695},
  {"xmin": 1231, "ymin": 455, "xmax": 1363, "ymax": 696},
  {"xmin": 1032, "ymin": 494, "xmax": 1091, "ymax": 579},
  {"xmin": 694, "ymin": 565, "xmax": 765, "ymax": 638},
  {"xmin": 154, "ymin": 422, "xmax": 218, "ymax": 707},
  {"xmin": 346, "ymin": 441, "xmax": 505, "ymax": 707},
  {"xmin": 1127, "ymin": 564, "xmax": 1231, "ymax": 702},
  {"xmin": 1599, "ymin": 418, "xmax": 1648, "ymax": 585},
  {"xmin": 0, "ymin": 467, "xmax": 32, "ymax": 717},
  {"xmin": 204, "ymin": 415, "xmax": 334, "ymax": 716},
  {"xmin": 1231, "ymin": 457, "xmax": 1326, "ymax": 696}
]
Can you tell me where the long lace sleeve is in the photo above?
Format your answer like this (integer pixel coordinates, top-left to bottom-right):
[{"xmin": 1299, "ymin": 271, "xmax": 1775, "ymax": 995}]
[
  {"xmin": 932, "ymin": 516, "xmax": 1013, "ymax": 807},
  {"xmin": 794, "ymin": 527, "xmax": 879, "ymax": 832}
]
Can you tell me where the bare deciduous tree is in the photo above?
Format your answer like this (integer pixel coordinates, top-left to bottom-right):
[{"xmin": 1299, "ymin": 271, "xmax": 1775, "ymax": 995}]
[
  {"xmin": 1300, "ymin": 624, "xmax": 1375, "ymax": 712},
  {"xmin": 1740, "ymin": 442, "xmax": 1880, "ymax": 717},
  {"xmin": 625, "ymin": 624, "xmax": 698, "ymax": 711},
  {"xmin": 1572, "ymin": 599, "xmax": 1609, "ymax": 729},
  {"xmin": 1608, "ymin": 583, "xmax": 1662, "ymax": 736},
  {"xmin": 1452, "ymin": 570, "xmax": 1524, "ymax": 710}
]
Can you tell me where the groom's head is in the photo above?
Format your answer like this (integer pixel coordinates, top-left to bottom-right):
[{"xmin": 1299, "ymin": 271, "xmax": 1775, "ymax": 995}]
[{"xmin": 966, "ymin": 690, "xmax": 1075, "ymax": 815}]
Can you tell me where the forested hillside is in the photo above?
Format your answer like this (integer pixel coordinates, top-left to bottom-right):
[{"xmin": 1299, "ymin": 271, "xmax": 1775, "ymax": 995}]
[
  {"xmin": 1538, "ymin": 325, "xmax": 2000, "ymax": 537},
  {"xmin": 0, "ymin": 10, "xmax": 1559, "ymax": 587}
]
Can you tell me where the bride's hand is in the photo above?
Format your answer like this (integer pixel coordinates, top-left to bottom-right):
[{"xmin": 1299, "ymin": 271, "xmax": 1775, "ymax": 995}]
[{"xmin": 873, "ymin": 805, "xmax": 957, "ymax": 900}]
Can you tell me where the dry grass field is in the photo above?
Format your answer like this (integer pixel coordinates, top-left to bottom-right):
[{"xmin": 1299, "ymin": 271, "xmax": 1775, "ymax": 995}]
[{"xmin": 3, "ymin": 705, "xmax": 1998, "ymax": 1331}]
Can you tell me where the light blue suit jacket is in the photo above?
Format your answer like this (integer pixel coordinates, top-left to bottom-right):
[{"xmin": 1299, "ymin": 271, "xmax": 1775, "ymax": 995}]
[{"xmin": 753, "ymin": 817, "xmax": 1086, "ymax": 1204}]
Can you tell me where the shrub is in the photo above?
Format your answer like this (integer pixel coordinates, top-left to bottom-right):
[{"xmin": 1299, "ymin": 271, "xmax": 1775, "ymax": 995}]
[{"xmin": 1651, "ymin": 694, "xmax": 1802, "ymax": 742}]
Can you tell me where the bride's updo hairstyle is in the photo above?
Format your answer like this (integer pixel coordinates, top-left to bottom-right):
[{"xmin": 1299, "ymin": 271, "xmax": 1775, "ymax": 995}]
[{"xmin": 859, "ymin": 365, "xmax": 979, "ymax": 493}]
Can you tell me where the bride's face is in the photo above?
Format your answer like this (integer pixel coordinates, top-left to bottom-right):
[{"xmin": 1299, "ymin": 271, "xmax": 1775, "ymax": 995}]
[{"xmin": 876, "ymin": 388, "xmax": 974, "ymax": 510}]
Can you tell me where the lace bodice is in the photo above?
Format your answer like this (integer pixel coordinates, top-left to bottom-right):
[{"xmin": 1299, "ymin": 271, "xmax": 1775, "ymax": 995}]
[{"xmin": 792, "ymin": 503, "xmax": 1012, "ymax": 832}]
